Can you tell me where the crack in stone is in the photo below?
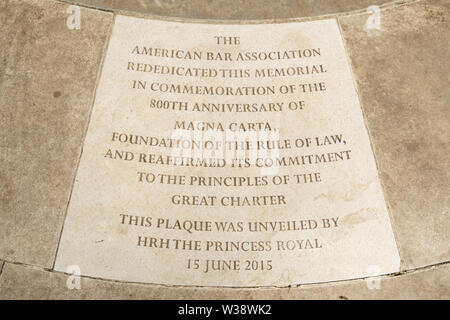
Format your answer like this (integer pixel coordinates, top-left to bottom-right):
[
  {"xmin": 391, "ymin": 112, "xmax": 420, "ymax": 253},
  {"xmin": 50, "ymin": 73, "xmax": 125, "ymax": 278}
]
[{"xmin": 0, "ymin": 261, "xmax": 5, "ymax": 279}]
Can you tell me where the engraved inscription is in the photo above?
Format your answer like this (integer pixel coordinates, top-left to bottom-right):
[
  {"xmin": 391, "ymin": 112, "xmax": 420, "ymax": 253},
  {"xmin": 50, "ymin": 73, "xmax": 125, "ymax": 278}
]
[{"xmin": 55, "ymin": 16, "xmax": 400, "ymax": 286}]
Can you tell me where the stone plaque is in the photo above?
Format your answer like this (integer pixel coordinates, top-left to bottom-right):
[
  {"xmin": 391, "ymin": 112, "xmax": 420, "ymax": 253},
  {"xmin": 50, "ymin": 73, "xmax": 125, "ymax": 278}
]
[{"xmin": 55, "ymin": 15, "xmax": 400, "ymax": 286}]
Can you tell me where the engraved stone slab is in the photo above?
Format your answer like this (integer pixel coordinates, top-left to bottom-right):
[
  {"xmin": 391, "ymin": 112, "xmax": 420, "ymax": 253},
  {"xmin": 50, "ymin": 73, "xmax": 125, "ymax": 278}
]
[{"xmin": 55, "ymin": 16, "xmax": 400, "ymax": 286}]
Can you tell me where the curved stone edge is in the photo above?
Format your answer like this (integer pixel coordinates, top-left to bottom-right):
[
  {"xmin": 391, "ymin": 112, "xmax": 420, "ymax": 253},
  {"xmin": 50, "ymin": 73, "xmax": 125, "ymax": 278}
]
[
  {"xmin": 59, "ymin": 0, "xmax": 417, "ymax": 21},
  {"xmin": 57, "ymin": 0, "xmax": 419, "ymax": 24},
  {"xmin": 0, "ymin": 260, "xmax": 448, "ymax": 299}
]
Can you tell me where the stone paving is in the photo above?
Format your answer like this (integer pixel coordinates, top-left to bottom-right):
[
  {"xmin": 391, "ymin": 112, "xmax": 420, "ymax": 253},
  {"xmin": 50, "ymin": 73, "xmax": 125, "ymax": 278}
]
[{"xmin": 0, "ymin": 0, "xmax": 448, "ymax": 299}]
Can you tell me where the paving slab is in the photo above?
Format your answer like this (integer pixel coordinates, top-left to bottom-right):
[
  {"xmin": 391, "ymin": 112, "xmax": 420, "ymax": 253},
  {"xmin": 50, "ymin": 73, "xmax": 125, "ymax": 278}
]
[
  {"xmin": 69, "ymin": 0, "xmax": 404, "ymax": 20},
  {"xmin": 338, "ymin": 0, "xmax": 450, "ymax": 270},
  {"xmin": 0, "ymin": 0, "xmax": 113, "ymax": 268}
]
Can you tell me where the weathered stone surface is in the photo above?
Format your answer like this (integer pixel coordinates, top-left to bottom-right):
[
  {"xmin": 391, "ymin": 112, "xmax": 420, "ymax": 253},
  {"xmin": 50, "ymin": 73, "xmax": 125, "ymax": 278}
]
[
  {"xmin": 0, "ymin": 0, "xmax": 448, "ymax": 298},
  {"xmin": 338, "ymin": 0, "xmax": 450, "ymax": 270},
  {"xmin": 0, "ymin": 0, "xmax": 113, "ymax": 267},
  {"xmin": 70, "ymin": 0, "xmax": 403, "ymax": 20},
  {"xmin": 0, "ymin": 262, "xmax": 448, "ymax": 299}
]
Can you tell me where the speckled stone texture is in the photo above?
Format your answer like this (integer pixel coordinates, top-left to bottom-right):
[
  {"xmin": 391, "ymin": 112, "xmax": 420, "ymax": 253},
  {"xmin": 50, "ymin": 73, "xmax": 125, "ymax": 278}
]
[
  {"xmin": 0, "ymin": 0, "xmax": 448, "ymax": 299},
  {"xmin": 0, "ymin": 0, "xmax": 113, "ymax": 268},
  {"xmin": 0, "ymin": 262, "xmax": 448, "ymax": 299},
  {"xmin": 69, "ymin": 0, "xmax": 404, "ymax": 19},
  {"xmin": 339, "ymin": 0, "xmax": 450, "ymax": 270}
]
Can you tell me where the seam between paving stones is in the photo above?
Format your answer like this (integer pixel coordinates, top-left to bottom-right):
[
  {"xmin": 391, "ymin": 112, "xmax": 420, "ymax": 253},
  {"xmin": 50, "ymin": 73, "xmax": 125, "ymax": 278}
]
[
  {"xmin": 1, "ymin": 259, "xmax": 448, "ymax": 290},
  {"xmin": 51, "ymin": 12, "xmax": 116, "ymax": 270},
  {"xmin": 334, "ymin": 16, "xmax": 406, "ymax": 272},
  {"xmin": 54, "ymin": 0, "xmax": 422, "ymax": 24}
]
